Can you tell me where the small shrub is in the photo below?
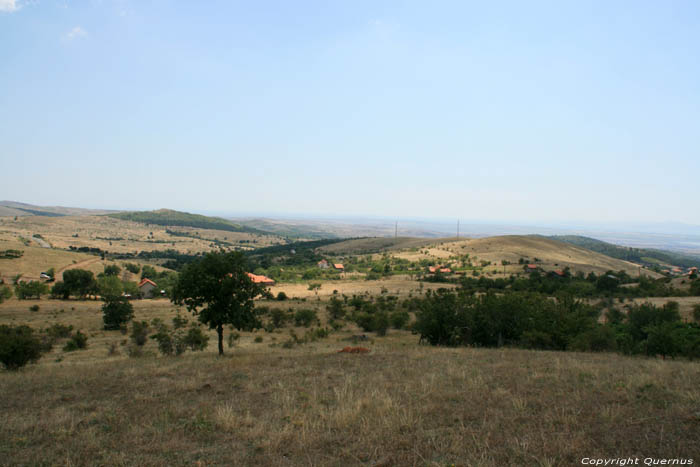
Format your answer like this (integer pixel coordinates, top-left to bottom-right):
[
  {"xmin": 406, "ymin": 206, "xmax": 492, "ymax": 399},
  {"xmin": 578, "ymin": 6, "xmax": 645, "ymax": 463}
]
[
  {"xmin": 254, "ymin": 336, "xmax": 263, "ymax": 343},
  {"xmin": 228, "ymin": 331, "xmax": 241, "ymax": 348},
  {"xmin": 172, "ymin": 313, "xmax": 189, "ymax": 329},
  {"xmin": 373, "ymin": 311, "xmax": 390, "ymax": 336},
  {"xmin": 294, "ymin": 309, "xmax": 318, "ymax": 327},
  {"xmin": 0, "ymin": 325, "xmax": 47, "ymax": 370},
  {"xmin": 102, "ymin": 296, "xmax": 134, "ymax": 330},
  {"xmin": 45, "ymin": 323, "xmax": 74, "ymax": 341},
  {"xmin": 29, "ymin": 304, "xmax": 40, "ymax": 312},
  {"xmin": 276, "ymin": 291, "xmax": 288, "ymax": 301},
  {"xmin": 389, "ymin": 310, "xmax": 410, "ymax": 329},
  {"xmin": 183, "ymin": 326, "xmax": 209, "ymax": 351},
  {"xmin": 270, "ymin": 308, "xmax": 288, "ymax": 328},
  {"xmin": 63, "ymin": 331, "xmax": 88, "ymax": 352},
  {"xmin": 130, "ymin": 321, "xmax": 150, "ymax": 346}
]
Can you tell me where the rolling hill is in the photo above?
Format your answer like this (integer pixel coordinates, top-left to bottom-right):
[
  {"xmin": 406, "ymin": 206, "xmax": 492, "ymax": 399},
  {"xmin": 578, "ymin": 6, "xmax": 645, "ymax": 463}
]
[
  {"xmin": 0, "ymin": 201, "xmax": 116, "ymax": 217},
  {"xmin": 551, "ymin": 235, "xmax": 700, "ymax": 269},
  {"xmin": 107, "ymin": 209, "xmax": 270, "ymax": 235}
]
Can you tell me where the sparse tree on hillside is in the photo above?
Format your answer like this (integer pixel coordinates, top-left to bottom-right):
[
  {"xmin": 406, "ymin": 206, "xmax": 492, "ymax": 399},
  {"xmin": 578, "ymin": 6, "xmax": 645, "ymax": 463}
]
[
  {"xmin": 63, "ymin": 269, "xmax": 96, "ymax": 299},
  {"xmin": 171, "ymin": 251, "xmax": 266, "ymax": 355}
]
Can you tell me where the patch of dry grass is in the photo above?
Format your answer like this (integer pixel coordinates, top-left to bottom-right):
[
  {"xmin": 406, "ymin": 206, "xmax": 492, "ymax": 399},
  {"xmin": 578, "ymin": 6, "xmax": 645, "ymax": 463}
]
[
  {"xmin": 1, "ymin": 294, "xmax": 698, "ymax": 465},
  {"xmin": 1, "ymin": 342, "xmax": 698, "ymax": 465}
]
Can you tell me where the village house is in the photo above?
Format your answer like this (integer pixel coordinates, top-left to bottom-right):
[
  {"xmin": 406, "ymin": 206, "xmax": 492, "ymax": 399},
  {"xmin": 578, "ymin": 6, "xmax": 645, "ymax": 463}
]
[
  {"xmin": 138, "ymin": 278, "xmax": 157, "ymax": 298},
  {"xmin": 525, "ymin": 264, "xmax": 539, "ymax": 273},
  {"xmin": 317, "ymin": 259, "xmax": 329, "ymax": 269},
  {"xmin": 333, "ymin": 263, "xmax": 344, "ymax": 272},
  {"xmin": 246, "ymin": 272, "xmax": 276, "ymax": 286}
]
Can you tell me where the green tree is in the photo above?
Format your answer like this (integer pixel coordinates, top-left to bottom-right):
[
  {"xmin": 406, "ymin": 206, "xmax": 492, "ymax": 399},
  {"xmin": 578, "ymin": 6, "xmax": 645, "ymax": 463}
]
[
  {"xmin": 171, "ymin": 251, "xmax": 266, "ymax": 355},
  {"xmin": 141, "ymin": 265, "xmax": 157, "ymax": 280},
  {"xmin": 124, "ymin": 263, "xmax": 141, "ymax": 274},
  {"xmin": 103, "ymin": 264, "xmax": 121, "ymax": 277},
  {"xmin": 0, "ymin": 325, "xmax": 47, "ymax": 370},
  {"xmin": 63, "ymin": 269, "xmax": 96, "ymax": 298},
  {"xmin": 14, "ymin": 281, "xmax": 49, "ymax": 299},
  {"xmin": 0, "ymin": 285, "xmax": 12, "ymax": 304},
  {"xmin": 97, "ymin": 275, "xmax": 123, "ymax": 298},
  {"xmin": 102, "ymin": 295, "xmax": 134, "ymax": 330},
  {"xmin": 50, "ymin": 281, "xmax": 70, "ymax": 299}
]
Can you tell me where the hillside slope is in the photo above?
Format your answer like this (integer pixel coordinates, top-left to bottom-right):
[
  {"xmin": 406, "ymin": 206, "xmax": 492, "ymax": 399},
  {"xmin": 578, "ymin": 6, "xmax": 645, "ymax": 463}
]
[
  {"xmin": 107, "ymin": 209, "xmax": 269, "ymax": 235},
  {"xmin": 442, "ymin": 235, "xmax": 658, "ymax": 276},
  {"xmin": 552, "ymin": 235, "xmax": 700, "ymax": 269},
  {"xmin": 0, "ymin": 201, "xmax": 115, "ymax": 217}
]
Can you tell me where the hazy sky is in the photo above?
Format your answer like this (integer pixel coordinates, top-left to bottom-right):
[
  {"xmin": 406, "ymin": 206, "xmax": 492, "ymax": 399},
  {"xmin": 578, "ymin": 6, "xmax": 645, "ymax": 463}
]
[{"xmin": 1, "ymin": 1, "xmax": 699, "ymax": 224}]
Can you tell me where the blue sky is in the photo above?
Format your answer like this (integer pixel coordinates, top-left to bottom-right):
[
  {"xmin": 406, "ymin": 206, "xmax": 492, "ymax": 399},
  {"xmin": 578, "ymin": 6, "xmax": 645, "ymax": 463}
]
[{"xmin": 1, "ymin": 0, "xmax": 699, "ymax": 224}]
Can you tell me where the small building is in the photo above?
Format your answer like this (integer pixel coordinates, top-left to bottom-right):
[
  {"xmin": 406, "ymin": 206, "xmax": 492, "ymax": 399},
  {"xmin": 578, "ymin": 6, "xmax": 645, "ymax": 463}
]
[
  {"xmin": 246, "ymin": 272, "xmax": 276, "ymax": 286},
  {"xmin": 318, "ymin": 259, "xmax": 329, "ymax": 269},
  {"xmin": 525, "ymin": 264, "xmax": 539, "ymax": 272},
  {"xmin": 439, "ymin": 268, "xmax": 452, "ymax": 273},
  {"xmin": 333, "ymin": 263, "xmax": 344, "ymax": 271},
  {"xmin": 553, "ymin": 269, "xmax": 565, "ymax": 277},
  {"xmin": 138, "ymin": 278, "xmax": 157, "ymax": 298}
]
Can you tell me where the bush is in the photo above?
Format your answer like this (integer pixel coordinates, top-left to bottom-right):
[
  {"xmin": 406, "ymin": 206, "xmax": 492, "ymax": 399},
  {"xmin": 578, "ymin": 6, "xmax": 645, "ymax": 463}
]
[
  {"xmin": 124, "ymin": 263, "xmax": 141, "ymax": 274},
  {"xmin": 270, "ymin": 308, "xmax": 288, "ymax": 328},
  {"xmin": 228, "ymin": 331, "xmax": 240, "ymax": 348},
  {"xmin": 276, "ymin": 291, "xmax": 288, "ymax": 301},
  {"xmin": 15, "ymin": 281, "xmax": 49, "ymax": 300},
  {"xmin": 254, "ymin": 336, "xmax": 263, "ymax": 343},
  {"xmin": 373, "ymin": 311, "xmax": 390, "ymax": 336},
  {"xmin": 29, "ymin": 304, "xmax": 40, "ymax": 312},
  {"xmin": 63, "ymin": 331, "xmax": 88, "ymax": 352},
  {"xmin": 130, "ymin": 321, "xmax": 150, "ymax": 346},
  {"xmin": 569, "ymin": 326, "xmax": 617, "ymax": 352},
  {"xmin": 45, "ymin": 323, "xmax": 74, "ymax": 340},
  {"xmin": 326, "ymin": 296, "xmax": 345, "ymax": 320},
  {"xmin": 294, "ymin": 309, "xmax": 318, "ymax": 327},
  {"xmin": 0, "ymin": 325, "xmax": 46, "ymax": 370},
  {"xmin": 172, "ymin": 313, "xmax": 189, "ymax": 329},
  {"xmin": 389, "ymin": 310, "xmax": 410, "ymax": 329},
  {"xmin": 183, "ymin": 326, "xmax": 209, "ymax": 351},
  {"xmin": 0, "ymin": 285, "xmax": 12, "ymax": 304},
  {"xmin": 50, "ymin": 281, "xmax": 70, "ymax": 300},
  {"xmin": 102, "ymin": 296, "xmax": 134, "ymax": 330}
]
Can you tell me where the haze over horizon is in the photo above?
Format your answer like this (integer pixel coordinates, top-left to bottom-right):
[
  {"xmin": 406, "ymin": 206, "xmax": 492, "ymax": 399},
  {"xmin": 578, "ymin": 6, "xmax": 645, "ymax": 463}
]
[{"xmin": 2, "ymin": 1, "xmax": 699, "ymax": 224}]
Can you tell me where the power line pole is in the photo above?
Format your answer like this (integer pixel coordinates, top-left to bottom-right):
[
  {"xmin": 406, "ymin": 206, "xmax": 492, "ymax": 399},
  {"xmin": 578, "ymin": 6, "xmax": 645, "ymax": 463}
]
[
  {"xmin": 395, "ymin": 221, "xmax": 398, "ymax": 239},
  {"xmin": 457, "ymin": 219, "xmax": 460, "ymax": 239}
]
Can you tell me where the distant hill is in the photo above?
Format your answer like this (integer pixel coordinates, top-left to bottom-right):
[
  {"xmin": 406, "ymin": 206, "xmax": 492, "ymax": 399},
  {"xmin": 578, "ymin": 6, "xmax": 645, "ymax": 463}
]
[
  {"xmin": 0, "ymin": 201, "xmax": 116, "ymax": 217},
  {"xmin": 107, "ymin": 209, "xmax": 269, "ymax": 235},
  {"xmin": 551, "ymin": 235, "xmax": 700, "ymax": 269}
]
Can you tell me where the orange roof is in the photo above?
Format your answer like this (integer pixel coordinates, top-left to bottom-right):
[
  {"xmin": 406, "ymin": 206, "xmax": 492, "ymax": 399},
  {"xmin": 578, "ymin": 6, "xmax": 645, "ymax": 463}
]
[
  {"xmin": 428, "ymin": 266, "xmax": 438, "ymax": 273},
  {"xmin": 246, "ymin": 272, "xmax": 275, "ymax": 285},
  {"xmin": 138, "ymin": 278, "xmax": 157, "ymax": 288},
  {"xmin": 439, "ymin": 268, "xmax": 452, "ymax": 273},
  {"xmin": 553, "ymin": 269, "xmax": 565, "ymax": 276},
  {"xmin": 527, "ymin": 264, "xmax": 538, "ymax": 269},
  {"xmin": 334, "ymin": 263, "xmax": 344, "ymax": 269}
]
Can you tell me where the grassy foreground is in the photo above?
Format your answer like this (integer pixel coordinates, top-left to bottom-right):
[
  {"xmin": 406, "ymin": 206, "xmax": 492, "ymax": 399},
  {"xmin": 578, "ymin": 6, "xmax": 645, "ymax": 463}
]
[{"xmin": 1, "ymin": 339, "xmax": 699, "ymax": 466}]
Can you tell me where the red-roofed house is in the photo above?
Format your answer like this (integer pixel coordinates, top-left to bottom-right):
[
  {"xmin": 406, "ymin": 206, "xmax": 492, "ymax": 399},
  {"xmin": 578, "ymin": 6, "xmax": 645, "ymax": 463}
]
[
  {"xmin": 138, "ymin": 278, "xmax": 157, "ymax": 298},
  {"xmin": 525, "ymin": 264, "xmax": 539, "ymax": 273},
  {"xmin": 439, "ymin": 268, "xmax": 452, "ymax": 273},
  {"xmin": 333, "ymin": 263, "xmax": 344, "ymax": 271},
  {"xmin": 553, "ymin": 269, "xmax": 565, "ymax": 277},
  {"xmin": 318, "ymin": 259, "xmax": 329, "ymax": 269},
  {"xmin": 246, "ymin": 272, "xmax": 275, "ymax": 286}
]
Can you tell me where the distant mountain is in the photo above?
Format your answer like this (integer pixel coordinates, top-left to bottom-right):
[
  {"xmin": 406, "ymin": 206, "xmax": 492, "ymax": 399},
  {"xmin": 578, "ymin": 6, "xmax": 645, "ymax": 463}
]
[
  {"xmin": 0, "ymin": 201, "xmax": 117, "ymax": 217},
  {"xmin": 107, "ymin": 209, "xmax": 270, "ymax": 235},
  {"xmin": 551, "ymin": 235, "xmax": 700, "ymax": 269}
]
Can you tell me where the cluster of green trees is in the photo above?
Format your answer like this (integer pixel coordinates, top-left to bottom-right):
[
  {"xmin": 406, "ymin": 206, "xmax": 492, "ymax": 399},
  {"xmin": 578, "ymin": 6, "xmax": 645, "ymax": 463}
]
[
  {"xmin": 451, "ymin": 270, "xmax": 700, "ymax": 298},
  {"xmin": 412, "ymin": 289, "xmax": 700, "ymax": 359}
]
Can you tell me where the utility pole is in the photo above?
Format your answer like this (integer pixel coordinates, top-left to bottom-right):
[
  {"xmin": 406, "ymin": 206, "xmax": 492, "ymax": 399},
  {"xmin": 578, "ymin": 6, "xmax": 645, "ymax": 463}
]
[
  {"xmin": 457, "ymin": 219, "xmax": 460, "ymax": 239},
  {"xmin": 395, "ymin": 221, "xmax": 398, "ymax": 239}
]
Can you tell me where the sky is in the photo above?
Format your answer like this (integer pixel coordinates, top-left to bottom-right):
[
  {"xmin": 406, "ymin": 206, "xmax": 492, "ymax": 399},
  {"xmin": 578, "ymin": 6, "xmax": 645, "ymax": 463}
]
[{"xmin": 1, "ymin": 0, "xmax": 699, "ymax": 225}]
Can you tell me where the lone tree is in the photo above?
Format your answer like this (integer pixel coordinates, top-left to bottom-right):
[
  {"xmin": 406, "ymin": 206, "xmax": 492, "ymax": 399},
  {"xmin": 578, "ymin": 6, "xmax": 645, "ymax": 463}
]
[{"xmin": 171, "ymin": 251, "xmax": 266, "ymax": 355}]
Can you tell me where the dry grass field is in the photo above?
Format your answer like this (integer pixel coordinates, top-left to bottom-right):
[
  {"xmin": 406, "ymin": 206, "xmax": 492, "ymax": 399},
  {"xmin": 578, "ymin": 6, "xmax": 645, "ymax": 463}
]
[
  {"xmin": 0, "ymin": 238, "xmax": 169, "ymax": 283},
  {"xmin": 1, "ymin": 297, "xmax": 699, "ymax": 465},
  {"xmin": 0, "ymin": 215, "xmax": 283, "ymax": 256},
  {"xmin": 269, "ymin": 277, "xmax": 457, "ymax": 299}
]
